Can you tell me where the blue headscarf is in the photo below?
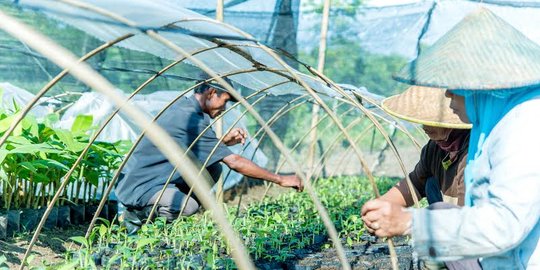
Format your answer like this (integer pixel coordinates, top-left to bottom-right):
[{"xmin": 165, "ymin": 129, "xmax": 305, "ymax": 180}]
[{"xmin": 452, "ymin": 86, "xmax": 540, "ymax": 206}]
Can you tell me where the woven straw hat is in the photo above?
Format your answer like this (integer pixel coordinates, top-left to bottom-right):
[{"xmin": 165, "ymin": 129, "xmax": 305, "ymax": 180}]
[
  {"xmin": 394, "ymin": 7, "xmax": 540, "ymax": 90},
  {"xmin": 382, "ymin": 86, "xmax": 472, "ymax": 129}
]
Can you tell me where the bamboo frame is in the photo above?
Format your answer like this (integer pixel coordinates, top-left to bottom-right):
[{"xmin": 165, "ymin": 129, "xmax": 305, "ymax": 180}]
[
  {"xmin": 145, "ymin": 89, "xmax": 297, "ymax": 223},
  {"xmin": 52, "ymin": 2, "xmax": 358, "ymax": 268},
  {"xmin": 307, "ymin": 0, "xmax": 332, "ymax": 177},
  {"xmin": 85, "ymin": 68, "xmax": 278, "ymax": 236},
  {"xmin": 0, "ymin": 11, "xmax": 256, "ymax": 270},
  {"xmin": 257, "ymin": 105, "xmax": 360, "ymax": 200},
  {"xmin": 0, "ymin": 1, "xmax": 429, "ymax": 269},
  {"xmin": 58, "ymin": 2, "xmax": 427, "ymax": 268},
  {"xmin": 330, "ymin": 125, "xmax": 377, "ymax": 178}
]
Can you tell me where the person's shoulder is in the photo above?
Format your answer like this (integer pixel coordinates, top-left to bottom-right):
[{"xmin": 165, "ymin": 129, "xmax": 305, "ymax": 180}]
[
  {"xmin": 511, "ymin": 98, "xmax": 540, "ymax": 118},
  {"xmin": 497, "ymin": 98, "xmax": 540, "ymax": 133},
  {"xmin": 169, "ymin": 95, "xmax": 198, "ymax": 113}
]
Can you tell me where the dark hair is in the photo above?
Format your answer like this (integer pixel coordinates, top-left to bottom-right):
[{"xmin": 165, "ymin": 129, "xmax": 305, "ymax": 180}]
[
  {"xmin": 193, "ymin": 76, "xmax": 237, "ymax": 102},
  {"xmin": 194, "ymin": 82, "xmax": 227, "ymax": 96}
]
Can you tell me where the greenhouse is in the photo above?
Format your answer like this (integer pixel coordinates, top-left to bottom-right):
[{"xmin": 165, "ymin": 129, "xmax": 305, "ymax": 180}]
[{"xmin": 0, "ymin": 0, "xmax": 540, "ymax": 269}]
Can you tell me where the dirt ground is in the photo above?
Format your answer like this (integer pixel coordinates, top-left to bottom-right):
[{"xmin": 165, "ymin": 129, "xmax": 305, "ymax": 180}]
[
  {"xmin": 1, "ymin": 145, "xmax": 421, "ymax": 269},
  {"xmin": 0, "ymin": 226, "xmax": 85, "ymax": 269}
]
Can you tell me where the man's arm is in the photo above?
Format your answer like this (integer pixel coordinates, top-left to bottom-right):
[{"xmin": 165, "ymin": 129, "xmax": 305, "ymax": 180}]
[{"xmin": 222, "ymin": 154, "xmax": 303, "ymax": 191}]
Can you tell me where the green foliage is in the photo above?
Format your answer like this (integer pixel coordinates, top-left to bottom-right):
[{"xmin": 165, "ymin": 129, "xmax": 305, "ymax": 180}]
[
  {"xmin": 299, "ymin": 0, "xmax": 408, "ymax": 97},
  {"xmin": 65, "ymin": 176, "xmax": 399, "ymax": 269},
  {"xmin": 0, "ymin": 106, "xmax": 130, "ymax": 210},
  {"xmin": 300, "ymin": 42, "xmax": 407, "ymax": 96}
]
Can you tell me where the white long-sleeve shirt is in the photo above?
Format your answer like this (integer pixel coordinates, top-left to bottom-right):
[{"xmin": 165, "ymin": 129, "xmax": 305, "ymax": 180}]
[{"xmin": 412, "ymin": 98, "xmax": 540, "ymax": 269}]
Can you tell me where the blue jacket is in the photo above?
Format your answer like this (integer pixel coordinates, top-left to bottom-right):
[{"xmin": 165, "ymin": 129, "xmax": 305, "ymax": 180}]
[{"xmin": 412, "ymin": 99, "xmax": 540, "ymax": 269}]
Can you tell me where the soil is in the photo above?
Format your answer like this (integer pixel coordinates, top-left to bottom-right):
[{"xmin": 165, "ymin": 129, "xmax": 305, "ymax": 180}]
[
  {"xmin": 287, "ymin": 236, "xmax": 417, "ymax": 270},
  {"xmin": 0, "ymin": 226, "xmax": 84, "ymax": 269}
]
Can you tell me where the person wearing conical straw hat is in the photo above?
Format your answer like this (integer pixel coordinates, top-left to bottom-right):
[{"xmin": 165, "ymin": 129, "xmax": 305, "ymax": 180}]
[
  {"xmin": 381, "ymin": 86, "xmax": 480, "ymax": 270},
  {"xmin": 380, "ymin": 86, "xmax": 471, "ymax": 207},
  {"xmin": 361, "ymin": 7, "xmax": 540, "ymax": 269}
]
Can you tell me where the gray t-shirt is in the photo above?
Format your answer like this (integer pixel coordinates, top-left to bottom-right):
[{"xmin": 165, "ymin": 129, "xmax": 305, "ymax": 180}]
[{"xmin": 116, "ymin": 95, "xmax": 233, "ymax": 208}]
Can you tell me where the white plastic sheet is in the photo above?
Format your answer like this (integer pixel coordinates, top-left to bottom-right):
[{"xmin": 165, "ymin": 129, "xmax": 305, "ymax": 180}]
[{"xmin": 58, "ymin": 90, "xmax": 268, "ymax": 190}]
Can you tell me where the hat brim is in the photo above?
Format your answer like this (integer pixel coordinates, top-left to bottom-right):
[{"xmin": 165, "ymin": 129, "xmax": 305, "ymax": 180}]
[
  {"xmin": 207, "ymin": 82, "xmax": 238, "ymax": 103},
  {"xmin": 381, "ymin": 86, "xmax": 472, "ymax": 129}
]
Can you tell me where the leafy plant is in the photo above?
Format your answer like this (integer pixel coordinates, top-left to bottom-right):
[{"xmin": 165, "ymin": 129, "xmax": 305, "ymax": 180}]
[
  {"xmin": 63, "ymin": 176, "xmax": 398, "ymax": 269},
  {"xmin": 0, "ymin": 104, "xmax": 130, "ymax": 211}
]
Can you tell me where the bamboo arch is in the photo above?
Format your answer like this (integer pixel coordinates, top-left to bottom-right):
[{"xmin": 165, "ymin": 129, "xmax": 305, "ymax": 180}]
[
  {"xmin": 0, "ymin": 1, "xmax": 427, "ymax": 269},
  {"xmin": 0, "ymin": 11, "xmax": 257, "ymax": 270}
]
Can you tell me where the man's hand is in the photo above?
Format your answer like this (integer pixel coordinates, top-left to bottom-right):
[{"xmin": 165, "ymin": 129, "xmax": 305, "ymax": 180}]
[
  {"xmin": 361, "ymin": 199, "xmax": 412, "ymax": 237},
  {"xmin": 223, "ymin": 128, "xmax": 247, "ymax": 146},
  {"xmin": 277, "ymin": 174, "xmax": 303, "ymax": 192}
]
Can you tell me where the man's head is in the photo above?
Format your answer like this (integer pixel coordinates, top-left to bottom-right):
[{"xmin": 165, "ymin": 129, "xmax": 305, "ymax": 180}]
[
  {"xmin": 445, "ymin": 90, "xmax": 469, "ymax": 123},
  {"xmin": 194, "ymin": 80, "xmax": 236, "ymax": 119}
]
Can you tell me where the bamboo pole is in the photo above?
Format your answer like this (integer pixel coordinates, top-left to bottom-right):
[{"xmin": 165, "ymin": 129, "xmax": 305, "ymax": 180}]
[
  {"xmin": 0, "ymin": 12, "xmax": 255, "ymax": 270},
  {"xmin": 307, "ymin": 0, "xmax": 331, "ymax": 177},
  {"xmin": 25, "ymin": 2, "xmax": 415, "ymax": 269},
  {"xmin": 146, "ymin": 30, "xmax": 354, "ymax": 270},
  {"xmin": 216, "ymin": 0, "xmax": 224, "ymax": 22},
  {"xmin": 86, "ymin": 69, "xmax": 287, "ymax": 237},
  {"xmin": 145, "ymin": 91, "xmax": 277, "ymax": 223},
  {"xmin": 215, "ymin": 0, "xmax": 225, "ymax": 204},
  {"xmin": 73, "ymin": 46, "xmax": 239, "ymax": 238}
]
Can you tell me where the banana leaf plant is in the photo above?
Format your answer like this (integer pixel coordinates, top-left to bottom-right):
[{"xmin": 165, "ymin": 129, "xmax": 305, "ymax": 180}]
[{"xmin": 0, "ymin": 105, "xmax": 130, "ymax": 211}]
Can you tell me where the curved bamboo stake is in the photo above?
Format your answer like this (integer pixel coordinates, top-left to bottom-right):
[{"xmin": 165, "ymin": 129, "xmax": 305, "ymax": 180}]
[
  {"xmin": 85, "ymin": 79, "xmax": 292, "ymax": 237},
  {"xmin": 308, "ymin": 0, "xmax": 332, "ymax": 178},
  {"xmin": 330, "ymin": 125, "xmax": 376, "ymax": 178},
  {"xmin": 0, "ymin": 12, "xmax": 256, "ymax": 270},
  {"xmin": 146, "ymin": 30, "xmax": 354, "ymax": 270},
  {"xmin": 86, "ymin": 70, "xmax": 289, "ymax": 237},
  {"xmin": 0, "ymin": 33, "xmax": 133, "ymax": 150},
  {"xmin": 254, "ymin": 45, "xmax": 398, "ymax": 270},
  {"xmin": 176, "ymin": 95, "xmax": 311, "ymax": 218},
  {"xmin": 145, "ymin": 91, "xmax": 274, "ymax": 223},
  {"xmin": 83, "ymin": 47, "xmax": 238, "ymax": 237},
  {"xmin": 310, "ymin": 118, "xmax": 370, "ymax": 180},
  {"xmin": 85, "ymin": 65, "xmax": 280, "ymax": 238},
  {"xmin": 40, "ymin": 2, "xmax": 402, "ymax": 268},
  {"xmin": 162, "ymin": 18, "xmax": 388, "ymax": 268}
]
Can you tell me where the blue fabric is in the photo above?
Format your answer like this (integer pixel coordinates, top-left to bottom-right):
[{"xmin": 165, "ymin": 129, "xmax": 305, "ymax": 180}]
[{"xmin": 452, "ymin": 87, "xmax": 540, "ymax": 206}]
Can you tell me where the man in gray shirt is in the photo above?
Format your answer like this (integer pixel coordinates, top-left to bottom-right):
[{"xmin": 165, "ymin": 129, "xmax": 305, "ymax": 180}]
[{"xmin": 116, "ymin": 79, "xmax": 302, "ymax": 232}]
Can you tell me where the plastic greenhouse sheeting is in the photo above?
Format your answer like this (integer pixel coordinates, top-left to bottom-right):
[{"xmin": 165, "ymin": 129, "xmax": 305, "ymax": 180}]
[
  {"xmin": 17, "ymin": 0, "xmax": 337, "ymax": 98},
  {"xmin": 58, "ymin": 90, "xmax": 268, "ymax": 190},
  {"xmin": 0, "ymin": 82, "xmax": 54, "ymax": 116},
  {"xmin": 298, "ymin": 0, "xmax": 540, "ymax": 60}
]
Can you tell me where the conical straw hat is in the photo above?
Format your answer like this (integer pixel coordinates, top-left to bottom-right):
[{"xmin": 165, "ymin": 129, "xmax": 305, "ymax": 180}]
[
  {"xmin": 381, "ymin": 86, "xmax": 472, "ymax": 129},
  {"xmin": 394, "ymin": 7, "xmax": 540, "ymax": 90}
]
